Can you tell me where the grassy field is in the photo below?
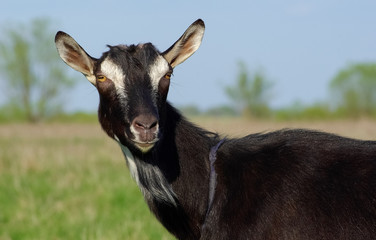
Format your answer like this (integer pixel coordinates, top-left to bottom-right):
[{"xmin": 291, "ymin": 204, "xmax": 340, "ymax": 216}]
[
  {"xmin": 0, "ymin": 124, "xmax": 173, "ymax": 240},
  {"xmin": 1, "ymin": 117, "xmax": 376, "ymax": 240}
]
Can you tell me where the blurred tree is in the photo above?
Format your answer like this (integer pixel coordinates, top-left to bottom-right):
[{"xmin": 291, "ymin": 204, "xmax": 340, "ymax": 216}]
[
  {"xmin": 330, "ymin": 63, "xmax": 376, "ymax": 118},
  {"xmin": 206, "ymin": 105, "xmax": 239, "ymax": 117},
  {"xmin": 178, "ymin": 105, "xmax": 202, "ymax": 116},
  {"xmin": 0, "ymin": 18, "xmax": 75, "ymax": 122},
  {"xmin": 225, "ymin": 62, "xmax": 273, "ymax": 118}
]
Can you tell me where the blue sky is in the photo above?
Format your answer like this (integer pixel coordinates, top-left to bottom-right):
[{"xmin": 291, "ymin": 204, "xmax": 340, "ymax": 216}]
[{"xmin": 2, "ymin": 0, "xmax": 376, "ymax": 112}]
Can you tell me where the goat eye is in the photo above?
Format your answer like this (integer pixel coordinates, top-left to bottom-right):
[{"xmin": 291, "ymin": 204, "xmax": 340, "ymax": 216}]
[
  {"xmin": 97, "ymin": 75, "xmax": 107, "ymax": 82},
  {"xmin": 164, "ymin": 73, "xmax": 172, "ymax": 80}
]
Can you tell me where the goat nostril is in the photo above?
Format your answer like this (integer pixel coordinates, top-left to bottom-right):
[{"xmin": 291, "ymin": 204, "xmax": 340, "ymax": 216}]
[
  {"xmin": 133, "ymin": 120, "xmax": 158, "ymax": 131},
  {"xmin": 135, "ymin": 121, "xmax": 145, "ymax": 129},
  {"xmin": 149, "ymin": 121, "xmax": 158, "ymax": 130}
]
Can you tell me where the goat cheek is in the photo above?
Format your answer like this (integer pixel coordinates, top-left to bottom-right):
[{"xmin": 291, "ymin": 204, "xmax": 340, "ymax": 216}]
[
  {"xmin": 159, "ymin": 78, "xmax": 170, "ymax": 97},
  {"xmin": 97, "ymin": 81, "xmax": 115, "ymax": 95}
]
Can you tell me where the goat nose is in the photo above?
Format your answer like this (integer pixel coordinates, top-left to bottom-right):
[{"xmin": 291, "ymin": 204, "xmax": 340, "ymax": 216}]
[
  {"xmin": 132, "ymin": 115, "xmax": 159, "ymax": 132},
  {"xmin": 132, "ymin": 115, "xmax": 159, "ymax": 143},
  {"xmin": 131, "ymin": 114, "xmax": 159, "ymax": 152}
]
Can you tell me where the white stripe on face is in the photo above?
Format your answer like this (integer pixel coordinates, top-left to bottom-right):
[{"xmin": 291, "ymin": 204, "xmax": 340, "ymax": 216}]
[
  {"xmin": 100, "ymin": 57, "xmax": 126, "ymax": 98},
  {"xmin": 148, "ymin": 55, "xmax": 170, "ymax": 91}
]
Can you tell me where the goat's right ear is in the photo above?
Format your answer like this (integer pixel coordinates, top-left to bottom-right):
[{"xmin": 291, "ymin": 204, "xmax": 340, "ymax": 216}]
[{"xmin": 55, "ymin": 31, "xmax": 97, "ymax": 85}]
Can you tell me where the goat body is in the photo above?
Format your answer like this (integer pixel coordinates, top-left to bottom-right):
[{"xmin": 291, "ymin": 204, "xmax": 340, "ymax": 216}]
[
  {"xmin": 55, "ymin": 19, "xmax": 376, "ymax": 239},
  {"xmin": 150, "ymin": 103, "xmax": 376, "ymax": 239},
  {"xmin": 208, "ymin": 128, "xmax": 376, "ymax": 239}
]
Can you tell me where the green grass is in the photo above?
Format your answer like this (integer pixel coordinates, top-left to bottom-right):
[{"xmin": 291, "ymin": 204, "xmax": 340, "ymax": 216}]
[{"xmin": 0, "ymin": 124, "xmax": 174, "ymax": 240}]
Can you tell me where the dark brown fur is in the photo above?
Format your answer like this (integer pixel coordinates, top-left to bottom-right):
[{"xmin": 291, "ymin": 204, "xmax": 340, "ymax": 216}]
[{"xmin": 150, "ymin": 105, "xmax": 376, "ymax": 239}]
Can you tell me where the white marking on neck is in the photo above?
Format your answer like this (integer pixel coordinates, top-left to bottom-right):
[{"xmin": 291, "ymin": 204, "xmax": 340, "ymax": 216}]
[
  {"xmin": 118, "ymin": 142, "xmax": 140, "ymax": 186},
  {"xmin": 117, "ymin": 140, "xmax": 177, "ymax": 207},
  {"xmin": 100, "ymin": 58, "xmax": 126, "ymax": 98},
  {"xmin": 115, "ymin": 136, "xmax": 139, "ymax": 182},
  {"xmin": 148, "ymin": 55, "xmax": 170, "ymax": 91}
]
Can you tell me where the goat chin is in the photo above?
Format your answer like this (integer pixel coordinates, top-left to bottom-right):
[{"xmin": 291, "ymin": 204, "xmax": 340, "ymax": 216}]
[{"xmin": 134, "ymin": 142, "xmax": 155, "ymax": 153}]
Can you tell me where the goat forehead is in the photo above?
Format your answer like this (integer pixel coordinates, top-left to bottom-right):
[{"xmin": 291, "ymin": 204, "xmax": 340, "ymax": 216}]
[
  {"xmin": 99, "ymin": 44, "xmax": 169, "ymax": 94},
  {"xmin": 103, "ymin": 44, "xmax": 158, "ymax": 72}
]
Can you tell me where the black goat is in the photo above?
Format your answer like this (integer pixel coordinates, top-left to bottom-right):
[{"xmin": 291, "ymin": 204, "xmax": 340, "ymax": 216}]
[{"xmin": 55, "ymin": 19, "xmax": 376, "ymax": 239}]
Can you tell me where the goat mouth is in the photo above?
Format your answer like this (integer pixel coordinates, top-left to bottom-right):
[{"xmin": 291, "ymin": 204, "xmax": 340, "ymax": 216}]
[{"xmin": 133, "ymin": 140, "xmax": 157, "ymax": 153}]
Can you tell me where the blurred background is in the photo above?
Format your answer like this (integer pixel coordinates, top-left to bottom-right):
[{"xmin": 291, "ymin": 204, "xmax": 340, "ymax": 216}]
[
  {"xmin": 0, "ymin": 0, "xmax": 375, "ymax": 121},
  {"xmin": 1, "ymin": 1, "xmax": 376, "ymax": 239}
]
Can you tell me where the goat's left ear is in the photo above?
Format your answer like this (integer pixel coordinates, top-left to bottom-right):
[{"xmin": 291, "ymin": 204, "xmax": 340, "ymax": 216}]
[{"xmin": 162, "ymin": 19, "xmax": 205, "ymax": 68}]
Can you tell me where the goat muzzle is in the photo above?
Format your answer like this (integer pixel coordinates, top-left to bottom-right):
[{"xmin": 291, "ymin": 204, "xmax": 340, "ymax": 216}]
[{"xmin": 130, "ymin": 114, "xmax": 159, "ymax": 153}]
